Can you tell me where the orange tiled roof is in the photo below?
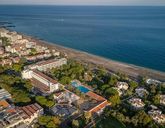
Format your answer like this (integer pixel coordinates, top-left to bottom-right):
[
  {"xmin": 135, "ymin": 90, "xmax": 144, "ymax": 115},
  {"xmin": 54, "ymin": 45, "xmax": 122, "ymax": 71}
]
[
  {"xmin": 89, "ymin": 101, "xmax": 109, "ymax": 113},
  {"xmin": 0, "ymin": 100, "xmax": 10, "ymax": 108},
  {"xmin": 86, "ymin": 91, "xmax": 106, "ymax": 101},
  {"xmin": 36, "ymin": 59, "xmax": 57, "ymax": 66},
  {"xmin": 30, "ymin": 104, "xmax": 38, "ymax": 111},
  {"xmin": 6, "ymin": 108, "xmax": 16, "ymax": 113},
  {"xmin": 22, "ymin": 107, "xmax": 33, "ymax": 117},
  {"xmin": 18, "ymin": 103, "xmax": 42, "ymax": 119},
  {"xmin": 32, "ymin": 70, "xmax": 57, "ymax": 84},
  {"xmin": 30, "ymin": 78, "xmax": 50, "ymax": 93}
]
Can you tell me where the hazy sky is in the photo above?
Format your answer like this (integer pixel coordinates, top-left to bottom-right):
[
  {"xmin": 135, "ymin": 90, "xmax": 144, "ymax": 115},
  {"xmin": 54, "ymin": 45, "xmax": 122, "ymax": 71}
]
[{"xmin": 0, "ymin": 0, "xmax": 165, "ymax": 5}]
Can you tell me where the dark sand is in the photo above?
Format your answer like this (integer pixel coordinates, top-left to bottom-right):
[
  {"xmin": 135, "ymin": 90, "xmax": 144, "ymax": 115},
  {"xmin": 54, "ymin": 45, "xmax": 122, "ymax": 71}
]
[{"xmin": 23, "ymin": 35, "xmax": 165, "ymax": 82}]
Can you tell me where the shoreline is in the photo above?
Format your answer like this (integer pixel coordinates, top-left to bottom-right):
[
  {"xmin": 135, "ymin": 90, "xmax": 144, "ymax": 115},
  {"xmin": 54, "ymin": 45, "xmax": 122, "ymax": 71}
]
[{"xmin": 21, "ymin": 33, "xmax": 165, "ymax": 81}]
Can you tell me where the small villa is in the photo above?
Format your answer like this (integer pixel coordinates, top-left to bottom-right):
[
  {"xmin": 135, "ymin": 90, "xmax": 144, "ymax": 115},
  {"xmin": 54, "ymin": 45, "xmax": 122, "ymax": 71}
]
[
  {"xmin": 54, "ymin": 89, "xmax": 80, "ymax": 104},
  {"xmin": 160, "ymin": 95, "xmax": 165, "ymax": 106},
  {"xmin": 135, "ymin": 87, "xmax": 149, "ymax": 98},
  {"xmin": 148, "ymin": 109, "xmax": 165, "ymax": 124},
  {"xmin": 128, "ymin": 98, "xmax": 145, "ymax": 110}
]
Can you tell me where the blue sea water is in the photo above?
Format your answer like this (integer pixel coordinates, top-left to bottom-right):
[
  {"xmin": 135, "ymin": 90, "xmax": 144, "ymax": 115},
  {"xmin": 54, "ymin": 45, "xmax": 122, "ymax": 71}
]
[{"xmin": 0, "ymin": 6, "xmax": 165, "ymax": 72}]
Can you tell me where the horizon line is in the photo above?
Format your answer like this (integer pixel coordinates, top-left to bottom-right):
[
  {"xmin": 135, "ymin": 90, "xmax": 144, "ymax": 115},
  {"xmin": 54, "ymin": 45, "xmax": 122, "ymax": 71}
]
[{"xmin": 0, "ymin": 4, "xmax": 165, "ymax": 6}]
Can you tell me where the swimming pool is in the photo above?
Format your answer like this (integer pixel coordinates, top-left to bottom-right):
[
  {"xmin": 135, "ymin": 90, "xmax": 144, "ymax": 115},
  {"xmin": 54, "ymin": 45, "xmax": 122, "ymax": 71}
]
[{"xmin": 71, "ymin": 81, "xmax": 90, "ymax": 93}]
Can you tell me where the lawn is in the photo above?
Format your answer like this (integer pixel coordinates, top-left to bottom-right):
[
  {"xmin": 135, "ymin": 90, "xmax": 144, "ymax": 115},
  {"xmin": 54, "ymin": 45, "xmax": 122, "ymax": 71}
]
[{"xmin": 96, "ymin": 117, "xmax": 126, "ymax": 128}]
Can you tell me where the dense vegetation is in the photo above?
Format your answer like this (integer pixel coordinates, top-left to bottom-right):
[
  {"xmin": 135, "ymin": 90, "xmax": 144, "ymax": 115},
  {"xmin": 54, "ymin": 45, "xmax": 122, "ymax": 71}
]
[
  {"xmin": 0, "ymin": 40, "xmax": 164, "ymax": 128},
  {"xmin": 34, "ymin": 116, "xmax": 61, "ymax": 128},
  {"xmin": 0, "ymin": 65, "xmax": 32, "ymax": 105},
  {"xmin": 48, "ymin": 60, "xmax": 164, "ymax": 128}
]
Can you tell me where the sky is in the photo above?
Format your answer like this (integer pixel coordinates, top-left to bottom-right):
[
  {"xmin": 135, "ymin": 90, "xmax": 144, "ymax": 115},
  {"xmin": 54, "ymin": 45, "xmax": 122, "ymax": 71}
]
[{"xmin": 0, "ymin": 0, "xmax": 165, "ymax": 6}]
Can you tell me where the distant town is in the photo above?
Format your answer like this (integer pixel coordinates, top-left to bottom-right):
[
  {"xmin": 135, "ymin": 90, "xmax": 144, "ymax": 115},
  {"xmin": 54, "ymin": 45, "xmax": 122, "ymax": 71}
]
[{"xmin": 0, "ymin": 28, "xmax": 164, "ymax": 128}]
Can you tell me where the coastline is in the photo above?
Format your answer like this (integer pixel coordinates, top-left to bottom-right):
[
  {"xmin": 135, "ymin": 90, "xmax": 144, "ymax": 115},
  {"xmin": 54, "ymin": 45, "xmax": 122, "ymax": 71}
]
[{"xmin": 21, "ymin": 33, "xmax": 165, "ymax": 81}]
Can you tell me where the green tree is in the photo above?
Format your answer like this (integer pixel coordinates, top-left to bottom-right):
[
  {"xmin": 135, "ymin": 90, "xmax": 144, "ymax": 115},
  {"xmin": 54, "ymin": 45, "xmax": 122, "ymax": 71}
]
[
  {"xmin": 153, "ymin": 94, "xmax": 160, "ymax": 105},
  {"xmin": 35, "ymin": 96, "xmax": 54, "ymax": 108},
  {"xmin": 105, "ymin": 87, "xmax": 118, "ymax": 97},
  {"xmin": 47, "ymin": 101, "xmax": 55, "ymax": 108},
  {"xmin": 0, "ymin": 65, "xmax": 5, "ymax": 74},
  {"xmin": 109, "ymin": 94, "xmax": 121, "ymax": 107},
  {"xmin": 30, "ymin": 48, "xmax": 37, "ymax": 55},
  {"xmin": 150, "ymin": 84, "xmax": 157, "ymax": 94},
  {"xmin": 12, "ymin": 63, "xmax": 23, "ymax": 72},
  {"xmin": 24, "ymin": 80, "xmax": 33, "ymax": 91},
  {"xmin": 129, "ymin": 81, "xmax": 138, "ymax": 89},
  {"xmin": 38, "ymin": 116, "xmax": 52, "ymax": 126},
  {"xmin": 60, "ymin": 76, "xmax": 71, "ymax": 85},
  {"xmin": 53, "ymin": 116, "xmax": 61, "ymax": 125},
  {"xmin": 131, "ymin": 111, "xmax": 152, "ymax": 127},
  {"xmin": 84, "ymin": 112, "xmax": 92, "ymax": 123},
  {"xmin": 46, "ymin": 121, "xmax": 56, "ymax": 128},
  {"xmin": 12, "ymin": 90, "xmax": 31, "ymax": 104},
  {"xmin": 35, "ymin": 96, "xmax": 47, "ymax": 106},
  {"xmin": 108, "ymin": 75, "xmax": 118, "ymax": 86},
  {"xmin": 100, "ymin": 84, "xmax": 110, "ymax": 92},
  {"xmin": 72, "ymin": 119, "xmax": 79, "ymax": 128},
  {"xmin": 0, "ymin": 37, "xmax": 10, "ymax": 46}
]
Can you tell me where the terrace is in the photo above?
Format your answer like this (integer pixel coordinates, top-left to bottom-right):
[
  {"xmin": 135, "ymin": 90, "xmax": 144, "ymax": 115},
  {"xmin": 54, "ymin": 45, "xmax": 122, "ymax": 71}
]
[{"xmin": 51, "ymin": 104, "xmax": 78, "ymax": 119}]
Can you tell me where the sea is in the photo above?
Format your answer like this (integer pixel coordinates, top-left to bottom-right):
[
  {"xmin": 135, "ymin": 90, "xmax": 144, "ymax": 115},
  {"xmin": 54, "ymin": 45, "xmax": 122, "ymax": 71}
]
[{"xmin": 0, "ymin": 5, "xmax": 165, "ymax": 72}]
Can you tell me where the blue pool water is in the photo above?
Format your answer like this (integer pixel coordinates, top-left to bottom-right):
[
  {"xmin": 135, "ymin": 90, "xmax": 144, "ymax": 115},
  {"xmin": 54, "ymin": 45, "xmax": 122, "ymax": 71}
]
[
  {"xmin": 71, "ymin": 81, "xmax": 90, "ymax": 93},
  {"xmin": 77, "ymin": 86, "xmax": 90, "ymax": 93},
  {"xmin": 0, "ymin": 6, "xmax": 165, "ymax": 72}
]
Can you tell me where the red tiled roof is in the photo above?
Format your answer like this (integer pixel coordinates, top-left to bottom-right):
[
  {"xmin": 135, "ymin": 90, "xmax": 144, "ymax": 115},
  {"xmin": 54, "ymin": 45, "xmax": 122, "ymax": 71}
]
[
  {"xmin": 0, "ymin": 100, "xmax": 10, "ymax": 108},
  {"xmin": 26, "ymin": 106, "xmax": 36, "ymax": 113},
  {"xmin": 22, "ymin": 107, "xmax": 33, "ymax": 117},
  {"xmin": 90, "ymin": 101, "xmax": 109, "ymax": 113},
  {"xmin": 36, "ymin": 59, "xmax": 57, "ymax": 66},
  {"xmin": 18, "ymin": 103, "xmax": 42, "ymax": 119},
  {"xmin": 30, "ymin": 104, "xmax": 38, "ymax": 111},
  {"xmin": 86, "ymin": 91, "xmax": 106, "ymax": 101},
  {"xmin": 54, "ymin": 92, "xmax": 63, "ymax": 97},
  {"xmin": 6, "ymin": 108, "xmax": 16, "ymax": 113},
  {"xmin": 30, "ymin": 78, "xmax": 50, "ymax": 93},
  {"xmin": 32, "ymin": 70, "xmax": 57, "ymax": 84}
]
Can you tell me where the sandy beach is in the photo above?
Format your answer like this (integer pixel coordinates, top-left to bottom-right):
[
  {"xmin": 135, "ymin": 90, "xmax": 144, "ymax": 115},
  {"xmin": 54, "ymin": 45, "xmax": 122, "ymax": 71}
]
[{"xmin": 22, "ymin": 34, "xmax": 165, "ymax": 82}]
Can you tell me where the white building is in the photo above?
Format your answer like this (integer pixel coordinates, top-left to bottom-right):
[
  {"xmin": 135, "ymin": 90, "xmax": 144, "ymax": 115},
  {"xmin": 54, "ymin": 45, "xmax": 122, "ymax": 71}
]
[
  {"xmin": 148, "ymin": 109, "xmax": 165, "ymax": 124},
  {"xmin": 0, "ymin": 89, "xmax": 11, "ymax": 100},
  {"xmin": 22, "ymin": 69, "xmax": 59, "ymax": 95},
  {"xmin": 135, "ymin": 87, "xmax": 149, "ymax": 98},
  {"xmin": 25, "ymin": 41, "xmax": 36, "ymax": 48},
  {"xmin": 146, "ymin": 79, "xmax": 161, "ymax": 85},
  {"xmin": 160, "ymin": 95, "xmax": 165, "ymax": 106},
  {"xmin": 1, "ymin": 31, "xmax": 22, "ymax": 42},
  {"xmin": 116, "ymin": 82, "xmax": 129, "ymax": 90},
  {"xmin": 128, "ymin": 98, "xmax": 145, "ymax": 110},
  {"xmin": 54, "ymin": 89, "xmax": 80, "ymax": 104},
  {"xmin": 27, "ymin": 58, "xmax": 67, "ymax": 71},
  {"xmin": 114, "ymin": 82, "xmax": 129, "ymax": 96}
]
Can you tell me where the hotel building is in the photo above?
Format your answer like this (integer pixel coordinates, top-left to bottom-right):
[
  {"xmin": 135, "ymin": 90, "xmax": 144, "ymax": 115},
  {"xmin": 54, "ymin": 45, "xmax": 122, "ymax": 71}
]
[
  {"xmin": 22, "ymin": 69, "xmax": 60, "ymax": 95},
  {"xmin": 27, "ymin": 58, "xmax": 67, "ymax": 71}
]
